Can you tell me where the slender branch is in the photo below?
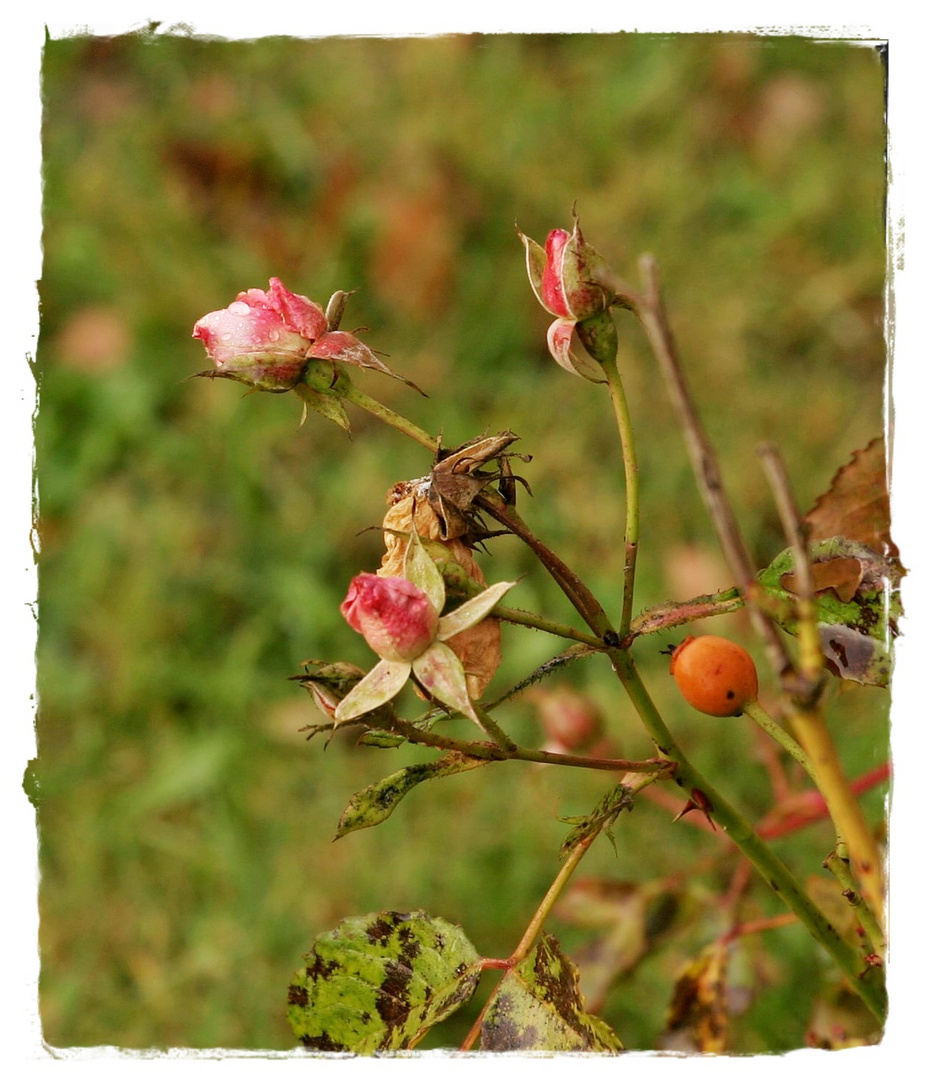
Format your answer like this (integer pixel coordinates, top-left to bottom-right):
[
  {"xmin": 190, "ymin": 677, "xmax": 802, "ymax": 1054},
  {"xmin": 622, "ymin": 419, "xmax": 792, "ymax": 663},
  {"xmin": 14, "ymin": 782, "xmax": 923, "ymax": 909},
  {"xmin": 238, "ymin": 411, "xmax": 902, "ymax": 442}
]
[
  {"xmin": 756, "ymin": 763, "xmax": 890, "ymax": 840},
  {"xmin": 720, "ymin": 912, "xmax": 799, "ymax": 945},
  {"xmin": 742, "ymin": 700, "xmax": 819, "ymax": 782},
  {"xmin": 634, "ymin": 255, "xmax": 792, "ymax": 678},
  {"xmin": 756, "ymin": 442, "xmax": 825, "ymax": 695},
  {"xmin": 756, "ymin": 443, "xmax": 885, "ymax": 928},
  {"xmin": 333, "ymin": 377, "xmax": 440, "ymax": 452},
  {"xmin": 476, "ymin": 491, "xmax": 614, "ymax": 638},
  {"xmin": 488, "ymin": 603, "xmax": 603, "ymax": 647},
  {"xmin": 460, "ymin": 773, "xmax": 656, "ymax": 1051}
]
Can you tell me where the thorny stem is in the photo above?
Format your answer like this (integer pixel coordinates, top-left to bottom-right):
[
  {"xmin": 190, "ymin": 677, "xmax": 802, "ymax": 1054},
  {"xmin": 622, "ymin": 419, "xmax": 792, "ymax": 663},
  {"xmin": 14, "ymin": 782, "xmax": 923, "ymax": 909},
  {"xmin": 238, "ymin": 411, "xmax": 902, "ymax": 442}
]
[
  {"xmin": 606, "ymin": 647, "xmax": 886, "ymax": 1023},
  {"xmin": 600, "ymin": 353, "xmax": 640, "ymax": 638},
  {"xmin": 824, "ymin": 842, "xmax": 886, "ymax": 955},
  {"xmin": 625, "ymin": 586, "xmax": 744, "ymax": 644}
]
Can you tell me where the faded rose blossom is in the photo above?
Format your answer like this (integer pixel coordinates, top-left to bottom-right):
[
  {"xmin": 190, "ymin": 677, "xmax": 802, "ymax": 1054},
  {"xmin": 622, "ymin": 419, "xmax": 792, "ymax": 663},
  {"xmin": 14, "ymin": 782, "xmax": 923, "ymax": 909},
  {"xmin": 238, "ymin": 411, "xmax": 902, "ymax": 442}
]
[
  {"xmin": 192, "ymin": 277, "xmax": 327, "ymax": 391},
  {"xmin": 192, "ymin": 277, "xmax": 414, "ymax": 393},
  {"xmin": 340, "ymin": 574, "xmax": 439, "ymax": 663},
  {"xmin": 334, "ymin": 532, "xmax": 516, "ymax": 728}
]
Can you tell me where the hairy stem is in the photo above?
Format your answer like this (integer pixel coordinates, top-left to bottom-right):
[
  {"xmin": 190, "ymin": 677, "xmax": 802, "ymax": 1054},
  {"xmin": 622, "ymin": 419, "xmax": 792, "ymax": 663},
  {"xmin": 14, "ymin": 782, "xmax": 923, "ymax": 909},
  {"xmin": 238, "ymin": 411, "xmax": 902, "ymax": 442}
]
[{"xmin": 385, "ymin": 716, "xmax": 670, "ymax": 775}]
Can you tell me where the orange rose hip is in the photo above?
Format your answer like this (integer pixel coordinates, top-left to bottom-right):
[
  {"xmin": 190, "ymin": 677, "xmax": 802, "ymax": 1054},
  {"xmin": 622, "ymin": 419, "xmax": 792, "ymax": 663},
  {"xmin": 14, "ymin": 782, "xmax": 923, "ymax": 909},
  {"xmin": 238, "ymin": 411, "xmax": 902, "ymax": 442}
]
[{"xmin": 669, "ymin": 635, "xmax": 759, "ymax": 717}]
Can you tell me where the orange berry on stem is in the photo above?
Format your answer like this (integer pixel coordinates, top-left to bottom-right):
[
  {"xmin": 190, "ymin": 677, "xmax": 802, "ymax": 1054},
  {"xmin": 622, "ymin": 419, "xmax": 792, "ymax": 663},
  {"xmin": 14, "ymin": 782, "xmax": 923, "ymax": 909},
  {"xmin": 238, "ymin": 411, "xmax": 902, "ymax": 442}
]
[{"xmin": 669, "ymin": 634, "xmax": 759, "ymax": 717}]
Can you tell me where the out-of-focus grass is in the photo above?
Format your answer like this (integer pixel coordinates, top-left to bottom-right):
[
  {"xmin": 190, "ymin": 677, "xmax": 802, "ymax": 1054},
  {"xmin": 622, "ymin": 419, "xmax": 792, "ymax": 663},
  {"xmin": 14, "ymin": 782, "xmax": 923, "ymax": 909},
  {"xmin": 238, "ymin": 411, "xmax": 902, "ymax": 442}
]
[{"xmin": 36, "ymin": 30, "xmax": 888, "ymax": 1050}]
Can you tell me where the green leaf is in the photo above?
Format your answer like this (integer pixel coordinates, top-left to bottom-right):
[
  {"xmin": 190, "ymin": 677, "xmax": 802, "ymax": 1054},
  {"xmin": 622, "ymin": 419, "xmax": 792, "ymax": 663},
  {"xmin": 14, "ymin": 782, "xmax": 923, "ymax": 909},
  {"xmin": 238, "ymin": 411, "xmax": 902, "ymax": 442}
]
[
  {"xmin": 757, "ymin": 537, "xmax": 901, "ymax": 687},
  {"xmin": 480, "ymin": 932, "xmax": 622, "ymax": 1052},
  {"xmin": 287, "ymin": 911, "xmax": 482, "ymax": 1053},
  {"xmin": 335, "ymin": 752, "xmax": 491, "ymax": 838}
]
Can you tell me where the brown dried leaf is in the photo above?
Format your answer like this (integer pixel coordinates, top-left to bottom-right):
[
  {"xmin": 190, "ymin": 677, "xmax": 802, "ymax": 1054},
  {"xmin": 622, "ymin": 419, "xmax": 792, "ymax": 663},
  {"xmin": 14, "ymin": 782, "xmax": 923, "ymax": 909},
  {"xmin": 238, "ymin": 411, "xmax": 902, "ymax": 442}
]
[
  {"xmin": 780, "ymin": 555, "xmax": 863, "ymax": 603},
  {"xmin": 805, "ymin": 438, "xmax": 898, "ymax": 560}
]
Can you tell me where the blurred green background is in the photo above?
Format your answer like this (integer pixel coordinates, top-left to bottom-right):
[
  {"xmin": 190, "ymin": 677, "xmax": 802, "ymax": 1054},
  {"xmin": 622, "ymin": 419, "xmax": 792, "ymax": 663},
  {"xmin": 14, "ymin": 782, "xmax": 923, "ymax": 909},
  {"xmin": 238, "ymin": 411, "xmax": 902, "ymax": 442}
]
[{"xmin": 36, "ymin": 29, "xmax": 889, "ymax": 1051}]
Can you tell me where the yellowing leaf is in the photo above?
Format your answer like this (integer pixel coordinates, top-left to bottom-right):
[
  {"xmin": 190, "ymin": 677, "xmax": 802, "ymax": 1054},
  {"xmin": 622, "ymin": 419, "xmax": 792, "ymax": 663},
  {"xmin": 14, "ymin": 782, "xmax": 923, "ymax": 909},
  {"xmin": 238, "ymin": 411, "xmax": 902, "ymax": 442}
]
[{"xmin": 660, "ymin": 942, "xmax": 729, "ymax": 1054}]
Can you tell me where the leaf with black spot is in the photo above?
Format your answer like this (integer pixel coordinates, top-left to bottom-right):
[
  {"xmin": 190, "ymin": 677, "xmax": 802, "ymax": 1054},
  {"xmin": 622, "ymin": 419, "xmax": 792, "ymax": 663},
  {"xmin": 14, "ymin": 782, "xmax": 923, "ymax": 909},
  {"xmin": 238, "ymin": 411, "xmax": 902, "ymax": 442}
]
[
  {"xmin": 335, "ymin": 753, "xmax": 491, "ymax": 838},
  {"xmin": 480, "ymin": 932, "xmax": 622, "ymax": 1052},
  {"xmin": 287, "ymin": 911, "xmax": 482, "ymax": 1053}
]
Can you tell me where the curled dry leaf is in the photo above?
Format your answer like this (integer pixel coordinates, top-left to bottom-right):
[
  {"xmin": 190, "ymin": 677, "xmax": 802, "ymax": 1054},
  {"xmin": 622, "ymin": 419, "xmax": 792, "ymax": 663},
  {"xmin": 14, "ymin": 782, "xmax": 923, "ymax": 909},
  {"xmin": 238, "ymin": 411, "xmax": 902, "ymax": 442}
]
[{"xmin": 805, "ymin": 437, "xmax": 900, "ymax": 563}]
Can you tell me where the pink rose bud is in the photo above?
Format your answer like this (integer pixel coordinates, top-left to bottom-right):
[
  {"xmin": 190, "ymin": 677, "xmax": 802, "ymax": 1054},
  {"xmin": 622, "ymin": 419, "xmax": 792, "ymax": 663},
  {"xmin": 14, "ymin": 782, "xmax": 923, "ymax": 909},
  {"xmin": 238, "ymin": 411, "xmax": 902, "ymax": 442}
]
[
  {"xmin": 192, "ymin": 277, "xmax": 329, "ymax": 391},
  {"xmin": 521, "ymin": 220, "xmax": 617, "ymax": 322},
  {"xmin": 340, "ymin": 574, "xmax": 439, "ymax": 663}
]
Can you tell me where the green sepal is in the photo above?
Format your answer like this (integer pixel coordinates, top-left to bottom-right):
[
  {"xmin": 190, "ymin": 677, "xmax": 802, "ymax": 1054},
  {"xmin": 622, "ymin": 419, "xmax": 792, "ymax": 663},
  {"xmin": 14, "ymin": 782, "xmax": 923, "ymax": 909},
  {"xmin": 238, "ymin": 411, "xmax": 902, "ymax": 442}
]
[
  {"xmin": 295, "ymin": 383, "xmax": 351, "ymax": 432},
  {"xmin": 575, "ymin": 310, "xmax": 619, "ymax": 365}
]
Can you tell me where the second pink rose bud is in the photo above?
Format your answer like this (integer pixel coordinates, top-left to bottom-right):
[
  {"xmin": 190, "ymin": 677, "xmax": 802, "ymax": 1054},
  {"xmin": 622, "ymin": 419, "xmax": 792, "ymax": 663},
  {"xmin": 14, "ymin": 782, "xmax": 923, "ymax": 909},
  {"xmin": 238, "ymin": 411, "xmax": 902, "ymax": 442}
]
[{"xmin": 340, "ymin": 573, "xmax": 439, "ymax": 663}]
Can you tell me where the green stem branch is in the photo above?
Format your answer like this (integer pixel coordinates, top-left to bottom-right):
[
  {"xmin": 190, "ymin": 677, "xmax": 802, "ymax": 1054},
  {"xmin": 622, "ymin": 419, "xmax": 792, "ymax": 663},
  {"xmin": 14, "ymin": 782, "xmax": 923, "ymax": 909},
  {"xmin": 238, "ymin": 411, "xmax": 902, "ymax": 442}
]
[
  {"xmin": 334, "ymin": 376, "xmax": 439, "ymax": 452},
  {"xmin": 600, "ymin": 353, "xmax": 640, "ymax": 638}
]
